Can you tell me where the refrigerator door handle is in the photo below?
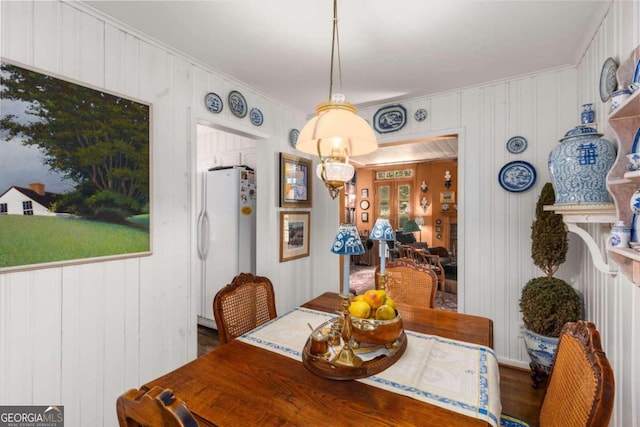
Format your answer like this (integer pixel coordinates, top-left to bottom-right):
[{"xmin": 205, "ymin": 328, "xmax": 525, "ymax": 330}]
[{"xmin": 197, "ymin": 210, "xmax": 210, "ymax": 259}]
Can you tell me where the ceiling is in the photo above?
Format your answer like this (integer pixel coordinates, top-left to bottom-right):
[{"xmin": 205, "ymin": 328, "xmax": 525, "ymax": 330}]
[{"xmin": 83, "ymin": 0, "xmax": 611, "ymax": 166}]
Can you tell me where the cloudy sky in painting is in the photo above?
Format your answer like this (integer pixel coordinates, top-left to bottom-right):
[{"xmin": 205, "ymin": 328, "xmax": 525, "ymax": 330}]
[{"xmin": 0, "ymin": 97, "xmax": 75, "ymax": 195}]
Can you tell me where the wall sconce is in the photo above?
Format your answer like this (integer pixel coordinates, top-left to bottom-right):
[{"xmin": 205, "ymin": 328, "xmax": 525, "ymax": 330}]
[
  {"xmin": 444, "ymin": 170, "xmax": 452, "ymax": 189},
  {"xmin": 421, "ymin": 180, "xmax": 428, "ymax": 192},
  {"xmin": 421, "ymin": 196, "xmax": 429, "ymax": 212}
]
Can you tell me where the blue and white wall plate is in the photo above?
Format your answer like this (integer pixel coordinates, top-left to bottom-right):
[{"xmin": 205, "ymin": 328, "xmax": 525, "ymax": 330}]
[
  {"xmin": 204, "ymin": 92, "xmax": 223, "ymax": 113},
  {"xmin": 228, "ymin": 90, "xmax": 247, "ymax": 118},
  {"xmin": 599, "ymin": 57, "xmax": 618, "ymax": 102},
  {"xmin": 414, "ymin": 108, "xmax": 427, "ymax": 122},
  {"xmin": 249, "ymin": 107, "xmax": 263, "ymax": 126},
  {"xmin": 498, "ymin": 160, "xmax": 537, "ymax": 192},
  {"xmin": 373, "ymin": 104, "xmax": 407, "ymax": 133},
  {"xmin": 289, "ymin": 129, "xmax": 300, "ymax": 148},
  {"xmin": 506, "ymin": 136, "xmax": 527, "ymax": 154}
]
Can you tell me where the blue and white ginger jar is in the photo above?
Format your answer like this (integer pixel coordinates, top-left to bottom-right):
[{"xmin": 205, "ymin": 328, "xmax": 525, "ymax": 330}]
[
  {"xmin": 548, "ymin": 125, "xmax": 616, "ymax": 205},
  {"xmin": 523, "ymin": 328, "xmax": 559, "ymax": 374}
]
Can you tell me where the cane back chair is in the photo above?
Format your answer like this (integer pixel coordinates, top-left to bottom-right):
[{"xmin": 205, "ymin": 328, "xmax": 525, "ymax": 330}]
[
  {"xmin": 374, "ymin": 257, "xmax": 438, "ymax": 308},
  {"xmin": 213, "ymin": 272, "xmax": 277, "ymax": 345}
]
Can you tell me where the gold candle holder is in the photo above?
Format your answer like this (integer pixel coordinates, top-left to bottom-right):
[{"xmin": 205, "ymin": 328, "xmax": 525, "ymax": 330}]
[
  {"xmin": 376, "ymin": 272, "xmax": 387, "ymax": 291},
  {"xmin": 333, "ymin": 295, "xmax": 363, "ymax": 367}
]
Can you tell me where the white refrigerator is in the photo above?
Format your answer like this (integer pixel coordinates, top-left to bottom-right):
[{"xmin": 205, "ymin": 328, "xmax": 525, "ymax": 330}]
[{"xmin": 197, "ymin": 166, "xmax": 256, "ymax": 328}]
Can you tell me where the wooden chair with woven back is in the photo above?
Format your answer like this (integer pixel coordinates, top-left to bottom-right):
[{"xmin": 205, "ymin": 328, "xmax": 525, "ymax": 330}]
[
  {"xmin": 116, "ymin": 386, "xmax": 199, "ymax": 427},
  {"xmin": 213, "ymin": 272, "xmax": 277, "ymax": 345},
  {"xmin": 374, "ymin": 257, "xmax": 438, "ymax": 308},
  {"xmin": 538, "ymin": 320, "xmax": 615, "ymax": 427}
]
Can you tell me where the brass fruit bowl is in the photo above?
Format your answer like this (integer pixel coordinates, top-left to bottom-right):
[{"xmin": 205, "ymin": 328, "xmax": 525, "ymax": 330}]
[{"xmin": 351, "ymin": 312, "xmax": 403, "ymax": 345}]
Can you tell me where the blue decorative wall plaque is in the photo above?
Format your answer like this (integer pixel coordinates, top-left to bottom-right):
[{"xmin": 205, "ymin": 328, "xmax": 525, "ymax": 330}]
[{"xmin": 373, "ymin": 104, "xmax": 407, "ymax": 134}]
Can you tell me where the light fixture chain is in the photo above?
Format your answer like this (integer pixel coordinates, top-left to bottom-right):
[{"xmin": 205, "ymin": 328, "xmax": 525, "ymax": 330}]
[{"xmin": 328, "ymin": 0, "xmax": 343, "ymax": 100}]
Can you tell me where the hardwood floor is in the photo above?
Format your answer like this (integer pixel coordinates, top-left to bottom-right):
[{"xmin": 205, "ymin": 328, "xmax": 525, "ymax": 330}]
[{"xmin": 197, "ymin": 325, "xmax": 545, "ymax": 425}]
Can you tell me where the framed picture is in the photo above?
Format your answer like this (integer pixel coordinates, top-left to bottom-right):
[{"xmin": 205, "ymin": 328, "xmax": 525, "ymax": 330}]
[
  {"xmin": 440, "ymin": 191, "xmax": 456, "ymax": 203},
  {"xmin": 280, "ymin": 153, "xmax": 312, "ymax": 208},
  {"xmin": 0, "ymin": 59, "xmax": 151, "ymax": 273},
  {"xmin": 361, "ymin": 212, "xmax": 369, "ymax": 222},
  {"xmin": 361, "ymin": 188, "xmax": 369, "ymax": 198},
  {"xmin": 280, "ymin": 211, "xmax": 310, "ymax": 262}
]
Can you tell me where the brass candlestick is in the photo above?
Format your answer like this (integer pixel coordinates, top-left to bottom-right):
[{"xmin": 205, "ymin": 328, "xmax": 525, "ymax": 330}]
[
  {"xmin": 376, "ymin": 272, "xmax": 387, "ymax": 291},
  {"xmin": 333, "ymin": 296, "xmax": 363, "ymax": 367}
]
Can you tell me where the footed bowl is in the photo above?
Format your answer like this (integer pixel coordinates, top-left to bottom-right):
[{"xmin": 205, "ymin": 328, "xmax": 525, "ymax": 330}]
[{"xmin": 351, "ymin": 312, "xmax": 404, "ymax": 345}]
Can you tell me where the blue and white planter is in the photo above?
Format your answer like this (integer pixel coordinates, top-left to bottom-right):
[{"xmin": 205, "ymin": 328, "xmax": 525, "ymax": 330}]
[{"xmin": 523, "ymin": 328, "xmax": 559, "ymax": 374}]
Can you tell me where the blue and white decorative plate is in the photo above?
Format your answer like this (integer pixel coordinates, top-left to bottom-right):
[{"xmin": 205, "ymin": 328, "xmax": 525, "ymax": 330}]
[
  {"xmin": 633, "ymin": 59, "xmax": 640, "ymax": 83},
  {"xmin": 373, "ymin": 104, "xmax": 407, "ymax": 133},
  {"xmin": 631, "ymin": 127, "xmax": 640, "ymax": 154},
  {"xmin": 204, "ymin": 92, "xmax": 223, "ymax": 113},
  {"xmin": 414, "ymin": 108, "xmax": 427, "ymax": 122},
  {"xmin": 289, "ymin": 129, "xmax": 300, "ymax": 148},
  {"xmin": 228, "ymin": 90, "xmax": 247, "ymax": 118},
  {"xmin": 249, "ymin": 107, "xmax": 263, "ymax": 126},
  {"xmin": 498, "ymin": 161, "xmax": 537, "ymax": 193},
  {"xmin": 506, "ymin": 136, "xmax": 528, "ymax": 154},
  {"xmin": 599, "ymin": 57, "xmax": 618, "ymax": 102}
]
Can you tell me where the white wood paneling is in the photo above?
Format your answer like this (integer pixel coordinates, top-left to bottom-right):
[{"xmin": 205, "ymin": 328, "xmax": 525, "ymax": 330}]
[{"xmin": 2, "ymin": 0, "xmax": 638, "ymax": 425}]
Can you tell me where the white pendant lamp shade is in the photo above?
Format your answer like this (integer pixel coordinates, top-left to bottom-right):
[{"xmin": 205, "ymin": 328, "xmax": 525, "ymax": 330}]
[{"xmin": 296, "ymin": 101, "xmax": 378, "ymax": 158}]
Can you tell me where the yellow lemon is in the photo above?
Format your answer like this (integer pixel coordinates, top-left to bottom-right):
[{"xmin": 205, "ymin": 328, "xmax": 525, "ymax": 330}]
[
  {"xmin": 348, "ymin": 301, "xmax": 371, "ymax": 319},
  {"xmin": 374, "ymin": 304, "xmax": 396, "ymax": 321},
  {"xmin": 385, "ymin": 296, "xmax": 396, "ymax": 310},
  {"xmin": 353, "ymin": 295, "xmax": 365, "ymax": 302}
]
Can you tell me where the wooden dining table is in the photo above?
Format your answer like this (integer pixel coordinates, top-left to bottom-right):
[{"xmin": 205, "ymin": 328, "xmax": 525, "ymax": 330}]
[{"xmin": 143, "ymin": 292, "xmax": 495, "ymax": 426}]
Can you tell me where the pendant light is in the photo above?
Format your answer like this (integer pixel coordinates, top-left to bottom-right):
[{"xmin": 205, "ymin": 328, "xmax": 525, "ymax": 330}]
[{"xmin": 295, "ymin": 0, "xmax": 378, "ymax": 199}]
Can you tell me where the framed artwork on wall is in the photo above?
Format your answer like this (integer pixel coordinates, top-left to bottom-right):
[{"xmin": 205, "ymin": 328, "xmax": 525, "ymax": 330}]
[
  {"xmin": 361, "ymin": 188, "xmax": 369, "ymax": 198},
  {"xmin": 440, "ymin": 191, "xmax": 455, "ymax": 203},
  {"xmin": 280, "ymin": 211, "xmax": 310, "ymax": 262},
  {"xmin": 0, "ymin": 59, "xmax": 152, "ymax": 273},
  {"xmin": 279, "ymin": 152, "xmax": 312, "ymax": 208},
  {"xmin": 361, "ymin": 212, "xmax": 369, "ymax": 222}
]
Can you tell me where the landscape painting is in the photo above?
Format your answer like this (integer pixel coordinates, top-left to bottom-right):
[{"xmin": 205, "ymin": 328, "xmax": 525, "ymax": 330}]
[{"xmin": 0, "ymin": 59, "xmax": 151, "ymax": 272}]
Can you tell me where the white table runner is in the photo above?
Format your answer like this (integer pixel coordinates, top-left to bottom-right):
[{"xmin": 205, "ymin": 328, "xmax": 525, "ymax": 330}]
[{"xmin": 238, "ymin": 307, "xmax": 501, "ymax": 427}]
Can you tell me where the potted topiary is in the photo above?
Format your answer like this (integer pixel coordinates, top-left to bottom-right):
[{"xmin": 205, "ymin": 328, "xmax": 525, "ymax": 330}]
[{"xmin": 519, "ymin": 182, "xmax": 582, "ymax": 387}]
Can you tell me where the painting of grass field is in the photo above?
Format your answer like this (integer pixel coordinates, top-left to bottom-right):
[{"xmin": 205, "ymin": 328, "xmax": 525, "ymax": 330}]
[{"xmin": 0, "ymin": 215, "xmax": 150, "ymax": 270}]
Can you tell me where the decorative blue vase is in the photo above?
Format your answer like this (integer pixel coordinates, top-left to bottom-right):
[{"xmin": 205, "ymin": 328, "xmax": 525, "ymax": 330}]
[
  {"xmin": 580, "ymin": 103, "xmax": 595, "ymax": 124},
  {"xmin": 523, "ymin": 328, "xmax": 559, "ymax": 374},
  {"xmin": 548, "ymin": 125, "xmax": 616, "ymax": 205}
]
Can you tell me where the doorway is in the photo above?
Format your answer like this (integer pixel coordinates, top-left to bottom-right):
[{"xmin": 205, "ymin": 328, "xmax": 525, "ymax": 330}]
[
  {"xmin": 346, "ymin": 136, "xmax": 459, "ymax": 311},
  {"xmin": 195, "ymin": 123, "xmax": 257, "ymax": 329}
]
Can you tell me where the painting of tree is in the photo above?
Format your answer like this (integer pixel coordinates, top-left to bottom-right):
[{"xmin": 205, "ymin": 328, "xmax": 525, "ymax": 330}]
[{"xmin": 0, "ymin": 60, "xmax": 151, "ymax": 271}]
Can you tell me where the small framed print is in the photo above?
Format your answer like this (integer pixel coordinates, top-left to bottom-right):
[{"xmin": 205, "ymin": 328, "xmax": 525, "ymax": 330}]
[
  {"xmin": 279, "ymin": 211, "xmax": 310, "ymax": 262},
  {"xmin": 361, "ymin": 212, "xmax": 369, "ymax": 222},
  {"xmin": 440, "ymin": 191, "xmax": 455, "ymax": 203},
  {"xmin": 361, "ymin": 188, "xmax": 369, "ymax": 198},
  {"xmin": 280, "ymin": 152, "xmax": 312, "ymax": 208},
  {"xmin": 435, "ymin": 226, "xmax": 442, "ymax": 232}
]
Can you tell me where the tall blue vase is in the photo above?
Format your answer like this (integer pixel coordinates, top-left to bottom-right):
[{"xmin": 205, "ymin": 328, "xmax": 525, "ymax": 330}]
[{"xmin": 548, "ymin": 125, "xmax": 616, "ymax": 205}]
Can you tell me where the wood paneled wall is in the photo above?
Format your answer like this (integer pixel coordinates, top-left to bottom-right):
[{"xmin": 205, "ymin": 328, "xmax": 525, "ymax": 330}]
[{"xmin": 1, "ymin": 1, "xmax": 638, "ymax": 426}]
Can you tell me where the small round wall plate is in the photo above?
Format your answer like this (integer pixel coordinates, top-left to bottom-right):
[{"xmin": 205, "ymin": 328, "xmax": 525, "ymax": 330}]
[
  {"xmin": 249, "ymin": 107, "xmax": 263, "ymax": 126},
  {"xmin": 228, "ymin": 90, "xmax": 247, "ymax": 118},
  {"xmin": 359, "ymin": 200, "xmax": 370, "ymax": 210},
  {"xmin": 498, "ymin": 160, "xmax": 537, "ymax": 193},
  {"xmin": 414, "ymin": 108, "xmax": 427, "ymax": 122},
  {"xmin": 506, "ymin": 136, "xmax": 527, "ymax": 154},
  {"xmin": 599, "ymin": 57, "xmax": 618, "ymax": 102},
  {"xmin": 435, "ymin": 219, "xmax": 442, "ymax": 225},
  {"xmin": 204, "ymin": 92, "xmax": 223, "ymax": 113},
  {"xmin": 289, "ymin": 129, "xmax": 300, "ymax": 148}
]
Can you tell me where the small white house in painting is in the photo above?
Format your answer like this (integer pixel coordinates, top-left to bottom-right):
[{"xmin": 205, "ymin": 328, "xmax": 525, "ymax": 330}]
[{"xmin": 0, "ymin": 183, "xmax": 57, "ymax": 216}]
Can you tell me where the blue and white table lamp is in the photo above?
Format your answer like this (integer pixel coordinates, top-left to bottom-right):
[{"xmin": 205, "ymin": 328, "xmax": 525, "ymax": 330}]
[
  {"xmin": 331, "ymin": 223, "xmax": 365, "ymax": 367},
  {"xmin": 369, "ymin": 218, "xmax": 395, "ymax": 290}
]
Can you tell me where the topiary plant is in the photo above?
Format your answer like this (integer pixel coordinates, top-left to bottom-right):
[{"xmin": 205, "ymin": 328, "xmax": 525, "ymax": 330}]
[{"xmin": 520, "ymin": 183, "xmax": 582, "ymax": 337}]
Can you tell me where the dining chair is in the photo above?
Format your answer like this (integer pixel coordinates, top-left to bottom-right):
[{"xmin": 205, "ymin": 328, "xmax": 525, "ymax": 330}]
[
  {"xmin": 374, "ymin": 257, "xmax": 438, "ymax": 308},
  {"xmin": 116, "ymin": 386, "xmax": 199, "ymax": 427},
  {"xmin": 213, "ymin": 272, "xmax": 277, "ymax": 344},
  {"xmin": 501, "ymin": 320, "xmax": 615, "ymax": 427}
]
